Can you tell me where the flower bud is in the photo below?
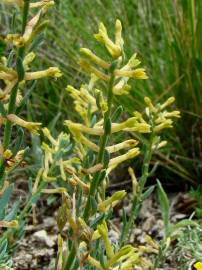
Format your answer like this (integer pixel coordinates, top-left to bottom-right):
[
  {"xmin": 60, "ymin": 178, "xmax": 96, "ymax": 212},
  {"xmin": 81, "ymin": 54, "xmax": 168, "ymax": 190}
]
[
  {"xmin": 160, "ymin": 97, "xmax": 175, "ymax": 110},
  {"xmin": 94, "ymin": 22, "xmax": 122, "ymax": 58},
  {"xmin": 144, "ymin": 96, "xmax": 157, "ymax": 113},
  {"xmin": 98, "ymin": 190, "xmax": 126, "ymax": 212},
  {"xmin": 97, "ymin": 222, "xmax": 114, "ymax": 259},
  {"xmin": 115, "ymin": 19, "xmax": 124, "ymax": 49},
  {"xmin": 80, "ymin": 48, "xmax": 110, "ymax": 69},
  {"xmin": 153, "ymin": 119, "xmax": 173, "ymax": 133}
]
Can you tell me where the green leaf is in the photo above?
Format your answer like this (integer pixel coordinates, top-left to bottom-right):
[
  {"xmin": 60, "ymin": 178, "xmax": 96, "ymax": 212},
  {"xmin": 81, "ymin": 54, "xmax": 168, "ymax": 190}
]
[
  {"xmin": 157, "ymin": 179, "xmax": 170, "ymax": 236},
  {"xmin": 90, "ymin": 195, "xmax": 97, "ymax": 214},
  {"xmin": 0, "ymin": 102, "xmax": 6, "ymax": 117},
  {"xmin": 95, "ymin": 91, "xmax": 101, "ymax": 110},
  {"xmin": 12, "ymin": 127, "xmax": 24, "ymax": 156},
  {"xmin": 29, "ymin": 33, "xmax": 44, "ymax": 51},
  {"xmin": 90, "ymin": 210, "xmax": 112, "ymax": 229},
  {"xmin": 28, "ymin": 177, "xmax": 32, "ymax": 193},
  {"xmin": 90, "ymin": 213, "xmax": 105, "ymax": 229},
  {"xmin": 7, "ymin": 50, "xmax": 15, "ymax": 68},
  {"xmin": 103, "ymin": 149, "xmax": 110, "ymax": 168},
  {"xmin": 16, "ymin": 81, "xmax": 37, "ymax": 114},
  {"xmin": 0, "ymin": 185, "xmax": 13, "ymax": 219},
  {"xmin": 97, "ymin": 170, "xmax": 106, "ymax": 186},
  {"xmin": 170, "ymin": 219, "xmax": 198, "ymax": 236},
  {"xmin": 111, "ymin": 105, "xmax": 123, "ymax": 122},
  {"xmin": 16, "ymin": 56, "xmax": 25, "ymax": 81},
  {"xmin": 0, "ymin": 239, "xmax": 8, "ymax": 260},
  {"xmin": 104, "ymin": 118, "xmax": 111, "ymax": 135},
  {"xmin": 141, "ymin": 185, "xmax": 155, "ymax": 201},
  {"xmin": 5, "ymin": 201, "xmax": 20, "ymax": 221},
  {"xmin": 0, "ymin": 38, "xmax": 6, "ymax": 57},
  {"xmin": 57, "ymin": 204, "xmax": 68, "ymax": 233}
]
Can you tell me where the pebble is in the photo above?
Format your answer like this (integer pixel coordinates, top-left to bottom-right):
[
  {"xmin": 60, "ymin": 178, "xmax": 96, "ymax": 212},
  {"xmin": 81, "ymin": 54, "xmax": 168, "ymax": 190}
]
[{"xmin": 33, "ymin": 230, "xmax": 55, "ymax": 248}]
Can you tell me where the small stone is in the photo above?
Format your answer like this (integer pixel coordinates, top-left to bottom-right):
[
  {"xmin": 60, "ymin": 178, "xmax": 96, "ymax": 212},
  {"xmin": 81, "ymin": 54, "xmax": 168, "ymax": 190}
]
[
  {"xmin": 43, "ymin": 217, "xmax": 55, "ymax": 228},
  {"xmin": 33, "ymin": 230, "xmax": 55, "ymax": 247}
]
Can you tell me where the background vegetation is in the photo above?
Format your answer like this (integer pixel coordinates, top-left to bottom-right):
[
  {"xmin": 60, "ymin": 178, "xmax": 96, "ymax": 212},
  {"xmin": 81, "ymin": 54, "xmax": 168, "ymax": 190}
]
[
  {"xmin": 1, "ymin": 0, "xmax": 201, "ymax": 185},
  {"xmin": 0, "ymin": 1, "xmax": 201, "ymax": 269}
]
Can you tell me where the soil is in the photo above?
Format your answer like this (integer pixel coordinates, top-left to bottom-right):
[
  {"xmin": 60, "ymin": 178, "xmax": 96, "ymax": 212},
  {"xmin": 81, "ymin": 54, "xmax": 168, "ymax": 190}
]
[{"xmin": 12, "ymin": 191, "xmax": 197, "ymax": 270}]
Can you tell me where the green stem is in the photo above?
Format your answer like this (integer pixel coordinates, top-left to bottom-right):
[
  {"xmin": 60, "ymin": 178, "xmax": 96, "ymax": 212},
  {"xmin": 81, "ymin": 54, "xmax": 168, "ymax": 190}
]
[
  {"xmin": 63, "ymin": 247, "xmax": 76, "ymax": 270},
  {"xmin": 83, "ymin": 66, "xmax": 116, "ymax": 222},
  {"xmin": 82, "ymin": 74, "xmax": 114, "ymax": 215},
  {"xmin": 0, "ymin": 0, "xmax": 30, "ymax": 185},
  {"xmin": 64, "ymin": 64, "xmax": 116, "ymax": 270},
  {"xmin": 120, "ymin": 133, "xmax": 154, "ymax": 246}
]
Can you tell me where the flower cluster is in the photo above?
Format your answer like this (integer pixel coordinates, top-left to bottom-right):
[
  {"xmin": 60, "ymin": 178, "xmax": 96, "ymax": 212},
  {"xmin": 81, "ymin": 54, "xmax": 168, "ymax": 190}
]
[
  {"xmin": 144, "ymin": 96, "xmax": 180, "ymax": 150},
  {"xmin": 0, "ymin": 0, "xmax": 62, "ymax": 166}
]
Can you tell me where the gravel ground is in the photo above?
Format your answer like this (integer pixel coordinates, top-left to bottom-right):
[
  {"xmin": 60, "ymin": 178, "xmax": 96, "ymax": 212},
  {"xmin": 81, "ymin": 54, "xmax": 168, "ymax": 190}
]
[{"xmin": 12, "ymin": 192, "xmax": 197, "ymax": 270}]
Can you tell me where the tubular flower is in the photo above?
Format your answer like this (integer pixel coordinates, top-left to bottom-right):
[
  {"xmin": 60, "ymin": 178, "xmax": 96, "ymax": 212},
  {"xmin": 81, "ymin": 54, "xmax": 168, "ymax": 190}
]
[
  {"xmin": 114, "ymin": 68, "xmax": 148, "ymax": 79},
  {"xmin": 2, "ymin": 0, "xmax": 23, "ymax": 5},
  {"xmin": 91, "ymin": 222, "xmax": 142, "ymax": 270},
  {"xmin": 7, "ymin": 114, "xmax": 41, "ymax": 134},
  {"xmin": 97, "ymin": 222, "xmax": 114, "ymax": 258},
  {"xmin": 94, "ymin": 21, "xmax": 122, "ymax": 58},
  {"xmin": 3, "ymin": 149, "xmax": 25, "ymax": 171},
  {"xmin": 79, "ymin": 59, "xmax": 109, "ymax": 81},
  {"xmin": 78, "ymin": 20, "xmax": 148, "ymax": 97},
  {"xmin": 144, "ymin": 96, "xmax": 180, "ymax": 134},
  {"xmin": 98, "ymin": 190, "xmax": 126, "ymax": 212},
  {"xmin": 108, "ymin": 148, "xmax": 140, "ymax": 173},
  {"xmin": 113, "ymin": 78, "xmax": 131, "ymax": 95},
  {"xmin": 25, "ymin": 67, "xmax": 62, "ymax": 80},
  {"xmin": 6, "ymin": 2, "xmax": 54, "ymax": 47},
  {"xmin": 0, "ymin": 220, "xmax": 18, "ymax": 228},
  {"xmin": 66, "ymin": 76, "xmax": 98, "ymax": 125},
  {"xmin": 107, "ymin": 245, "xmax": 134, "ymax": 267},
  {"xmin": 80, "ymin": 48, "xmax": 110, "ymax": 69},
  {"xmin": 30, "ymin": 0, "xmax": 55, "ymax": 9},
  {"xmin": 0, "ymin": 79, "xmax": 18, "ymax": 101},
  {"xmin": 23, "ymin": 52, "xmax": 36, "ymax": 71},
  {"xmin": 65, "ymin": 118, "xmax": 150, "ymax": 137},
  {"xmin": 128, "ymin": 167, "xmax": 138, "ymax": 195}
]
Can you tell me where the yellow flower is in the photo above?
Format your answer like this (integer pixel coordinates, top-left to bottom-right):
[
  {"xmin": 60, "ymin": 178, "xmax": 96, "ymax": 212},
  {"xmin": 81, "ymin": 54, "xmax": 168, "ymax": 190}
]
[
  {"xmin": 3, "ymin": 149, "xmax": 25, "ymax": 171},
  {"xmin": 6, "ymin": 2, "xmax": 54, "ymax": 46},
  {"xmin": 80, "ymin": 48, "xmax": 110, "ymax": 69},
  {"xmin": 25, "ymin": 67, "xmax": 62, "ymax": 80},
  {"xmin": 98, "ymin": 190, "xmax": 126, "ymax": 212},
  {"xmin": 115, "ymin": 19, "xmax": 124, "ymax": 50},
  {"xmin": 194, "ymin": 262, "xmax": 202, "ymax": 270},
  {"xmin": 144, "ymin": 96, "xmax": 157, "ymax": 113},
  {"xmin": 97, "ymin": 222, "xmax": 114, "ymax": 259},
  {"xmin": 7, "ymin": 114, "xmax": 41, "ymax": 134},
  {"xmin": 108, "ymin": 148, "xmax": 140, "ymax": 173},
  {"xmin": 30, "ymin": 0, "xmax": 55, "ymax": 9},
  {"xmin": 113, "ymin": 79, "xmax": 131, "ymax": 95},
  {"xmin": 2, "ymin": 0, "xmax": 23, "ymax": 5},
  {"xmin": 66, "ymin": 82, "xmax": 97, "ymax": 125},
  {"xmin": 23, "ymin": 52, "xmax": 36, "ymax": 71},
  {"xmin": 107, "ymin": 245, "xmax": 134, "ymax": 267},
  {"xmin": 160, "ymin": 96, "xmax": 175, "ymax": 110},
  {"xmin": 79, "ymin": 59, "xmax": 109, "ymax": 81},
  {"xmin": 115, "ymin": 68, "xmax": 148, "ymax": 79},
  {"xmin": 153, "ymin": 119, "xmax": 173, "ymax": 133},
  {"xmin": 94, "ymin": 20, "xmax": 122, "ymax": 58},
  {"xmin": 0, "ymin": 220, "xmax": 18, "ymax": 228},
  {"xmin": 128, "ymin": 167, "xmax": 138, "ymax": 195}
]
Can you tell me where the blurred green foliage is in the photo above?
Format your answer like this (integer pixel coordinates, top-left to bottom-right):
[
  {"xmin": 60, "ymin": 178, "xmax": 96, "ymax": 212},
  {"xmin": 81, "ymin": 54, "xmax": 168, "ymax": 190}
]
[{"xmin": 1, "ymin": 0, "xmax": 201, "ymax": 184}]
